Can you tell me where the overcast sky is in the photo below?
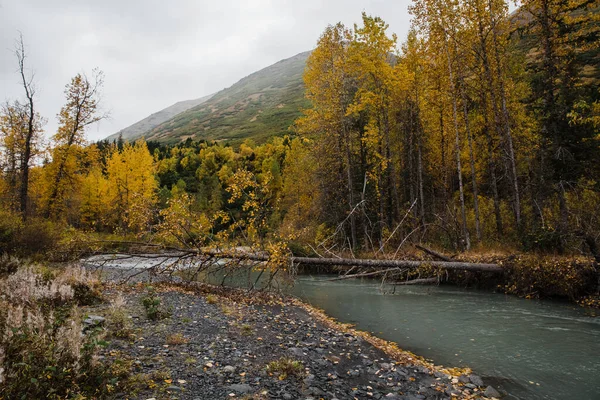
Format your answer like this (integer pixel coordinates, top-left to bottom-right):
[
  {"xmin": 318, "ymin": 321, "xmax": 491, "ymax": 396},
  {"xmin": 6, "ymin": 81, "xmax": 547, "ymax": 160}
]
[{"xmin": 0, "ymin": 0, "xmax": 413, "ymax": 141}]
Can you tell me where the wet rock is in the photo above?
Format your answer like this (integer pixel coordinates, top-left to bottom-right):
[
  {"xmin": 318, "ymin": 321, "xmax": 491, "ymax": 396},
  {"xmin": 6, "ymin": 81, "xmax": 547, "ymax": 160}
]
[
  {"xmin": 380, "ymin": 362, "xmax": 392, "ymax": 370},
  {"xmin": 469, "ymin": 374, "xmax": 484, "ymax": 386},
  {"xmin": 166, "ymin": 385, "xmax": 182, "ymax": 391},
  {"xmin": 484, "ymin": 385, "xmax": 501, "ymax": 398}
]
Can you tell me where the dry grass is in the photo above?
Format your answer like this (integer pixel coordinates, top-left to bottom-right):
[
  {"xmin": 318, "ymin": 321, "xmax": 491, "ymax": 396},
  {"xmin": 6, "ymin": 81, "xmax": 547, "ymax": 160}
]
[
  {"xmin": 106, "ymin": 294, "xmax": 135, "ymax": 338},
  {"xmin": 205, "ymin": 294, "xmax": 218, "ymax": 304},
  {"xmin": 0, "ymin": 262, "xmax": 113, "ymax": 398},
  {"xmin": 166, "ymin": 332, "xmax": 189, "ymax": 345}
]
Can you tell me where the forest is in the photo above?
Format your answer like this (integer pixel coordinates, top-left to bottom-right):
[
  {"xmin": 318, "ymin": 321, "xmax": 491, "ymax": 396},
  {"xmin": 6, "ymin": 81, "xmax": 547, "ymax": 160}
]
[{"xmin": 1, "ymin": 0, "xmax": 599, "ymax": 299}]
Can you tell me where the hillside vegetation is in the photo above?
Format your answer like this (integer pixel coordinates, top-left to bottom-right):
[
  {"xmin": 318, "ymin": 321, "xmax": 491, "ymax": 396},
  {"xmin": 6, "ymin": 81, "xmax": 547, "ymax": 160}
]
[
  {"xmin": 144, "ymin": 51, "xmax": 310, "ymax": 144},
  {"xmin": 107, "ymin": 93, "xmax": 214, "ymax": 141}
]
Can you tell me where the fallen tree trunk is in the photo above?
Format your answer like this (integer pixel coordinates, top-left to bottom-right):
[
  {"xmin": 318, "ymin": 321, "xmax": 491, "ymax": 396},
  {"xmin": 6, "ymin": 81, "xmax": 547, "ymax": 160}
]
[
  {"xmin": 203, "ymin": 250, "xmax": 503, "ymax": 273},
  {"xmin": 83, "ymin": 243, "xmax": 503, "ymax": 274}
]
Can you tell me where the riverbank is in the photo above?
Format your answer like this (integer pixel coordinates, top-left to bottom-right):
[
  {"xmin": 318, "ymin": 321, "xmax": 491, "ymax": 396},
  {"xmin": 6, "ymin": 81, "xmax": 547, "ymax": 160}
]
[{"xmin": 89, "ymin": 267, "xmax": 500, "ymax": 399}]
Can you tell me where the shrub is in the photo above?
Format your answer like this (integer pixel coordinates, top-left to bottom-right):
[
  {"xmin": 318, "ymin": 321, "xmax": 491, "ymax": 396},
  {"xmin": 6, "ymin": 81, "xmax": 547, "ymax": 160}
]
[
  {"xmin": 0, "ymin": 265, "xmax": 103, "ymax": 308},
  {"xmin": 0, "ymin": 215, "xmax": 62, "ymax": 258},
  {"xmin": 266, "ymin": 357, "xmax": 304, "ymax": 380},
  {"xmin": 106, "ymin": 295, "xmax": 134, "ymax": 339},
  {"xmin": 0, "ymin": 209, "xmax": 22, "ymax": 255},
  {"xmin": 205, "ymin": 294, "xmax": 218, "ymax": 304},
  {"xmin": 0, "ymin": 265, "xmax": 120, "ymax": 399},
  {"xmin": 141, "ymin": 287, "xmax": 170, "ymax": 321},
  {"xmin": 240, "ymin": 324, "xmax": 253, "ymax": 336},
  {"xmin": 17, "ymin": 217, "xmax": 62, "ymax": 258},
  {"xmin": 0, "ymin": 254, "xmax": 20, "ymax": 277},
  {"xmin": 504, "ymin": 255, "xmax": 597, "ymax": 300}
]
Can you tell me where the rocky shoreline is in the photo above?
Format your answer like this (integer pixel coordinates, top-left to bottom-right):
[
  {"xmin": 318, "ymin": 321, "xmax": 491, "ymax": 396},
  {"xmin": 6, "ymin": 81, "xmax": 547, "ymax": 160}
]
[{"xmin": 86, "ymin": 267, "xmax": 502, "ymax": 399}]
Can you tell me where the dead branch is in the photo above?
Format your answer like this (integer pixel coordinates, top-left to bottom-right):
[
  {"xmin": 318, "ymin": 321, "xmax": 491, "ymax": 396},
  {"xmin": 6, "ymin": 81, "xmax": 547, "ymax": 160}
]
[
  {"xmin": 326, "ymin": 267, "xmax": 404, "ymax": 281},
  {"xmin": 415, "ymin": 244, "xmax": 453, "ymax": 262}
]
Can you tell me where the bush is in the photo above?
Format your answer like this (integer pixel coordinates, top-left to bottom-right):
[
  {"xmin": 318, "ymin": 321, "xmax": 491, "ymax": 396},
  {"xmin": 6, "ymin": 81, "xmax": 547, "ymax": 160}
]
[
  {"xmin": 504, "ymin": 255, "xmax": 598, "ymax": 300},
  {"xmin": 0, "ymin": 254, "xmax": 20, "ymax": 277},
  {"xmin": 0, "ymin": 209, "xmax": 22, "ymax": 255},
  {"xmin": 266, "ymin": 357, "xmax": 304, "ymax": 380},
  {"xmin": 0, "ymin": 210, "xmax": 62, "ymax": 259},
  {"xmin": 141, "ymin": 287, "xmax": 170, "ymax": 321},
  {"xmin": 106, "ymin": 295, "xmax": 134, "ymax": 339},
  {"xmin": 0, "ymin": 264, "xmax": 120, "ymax": 399}
]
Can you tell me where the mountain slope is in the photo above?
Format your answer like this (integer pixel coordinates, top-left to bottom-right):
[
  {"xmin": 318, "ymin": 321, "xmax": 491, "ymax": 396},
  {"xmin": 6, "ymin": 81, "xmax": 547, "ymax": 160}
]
[
  {"xmin": 145, "ymin": 51, "xmax": 311, "ymax": 144},
  {"xmin": 106, "ymin": 93, "xmax": 214, "ymax": 141}
]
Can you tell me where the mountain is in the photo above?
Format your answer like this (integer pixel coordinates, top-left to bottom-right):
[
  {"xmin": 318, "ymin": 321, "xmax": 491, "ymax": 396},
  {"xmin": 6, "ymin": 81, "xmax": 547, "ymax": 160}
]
[
  {"xmin": 106, "ymin": 93, "xmax": 215, "ymax": 142},
  {"xmin": 143, "ymin": 51, "xmax": 311, "ymax": 144},
  {"xmin": 108, "ymin": 51, "xmax": 311, "ymax": 145}
]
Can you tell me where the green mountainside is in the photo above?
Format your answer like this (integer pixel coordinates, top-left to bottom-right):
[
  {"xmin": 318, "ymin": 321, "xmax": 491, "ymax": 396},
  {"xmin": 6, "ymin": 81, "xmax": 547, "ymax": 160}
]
[
  {"xmin": 144, "ymin": 51, "xmax": 310, "ymax": 144},
  {"xmin": 106, "ymin": 93, "xmax": 214, "ymax": 142}
]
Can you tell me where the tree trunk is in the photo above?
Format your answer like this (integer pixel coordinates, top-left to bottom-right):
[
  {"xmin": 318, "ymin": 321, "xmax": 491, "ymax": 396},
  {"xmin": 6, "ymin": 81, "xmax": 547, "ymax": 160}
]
[
  {"xmin": 444, "ymin": 36, "xmax": 470, "ymax": 250},
  {"xmin": 460, "ymin": 79, "xmax": 482, "ymax": 242},
  {"xmin": 16, "ymin": 35, "xmax": 35, "ymax": 220},
  {"xmin": 202, "ymin": 249, "xmax": 503, "ymax": 273},
  {"xmin": 488, "ymin": 0, "xmax": 522, "ymax": 228}
]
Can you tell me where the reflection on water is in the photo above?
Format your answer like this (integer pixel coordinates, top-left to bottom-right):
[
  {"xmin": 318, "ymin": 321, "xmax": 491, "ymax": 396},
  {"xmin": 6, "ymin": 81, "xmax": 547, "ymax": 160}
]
[{"xmin": 291, "ymin": 276, "xmax": 600, "ymax": 400}]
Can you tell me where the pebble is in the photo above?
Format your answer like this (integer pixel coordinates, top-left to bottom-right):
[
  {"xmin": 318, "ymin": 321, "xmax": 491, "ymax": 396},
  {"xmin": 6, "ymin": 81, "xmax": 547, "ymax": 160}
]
[
  {"xmin": 83, "ymin": 315, "xmax": 105, "ymax": 327},
  {"xmin": 227, "ymin": 383, "xmax": 252, "ymax": 394},
  {"xmin": 222, "ymin": 365, "xmax": 236, "ymax": 373},
  {"xmin": 93, "ymin": 273, "xmax": 481, "ymax": 400}
]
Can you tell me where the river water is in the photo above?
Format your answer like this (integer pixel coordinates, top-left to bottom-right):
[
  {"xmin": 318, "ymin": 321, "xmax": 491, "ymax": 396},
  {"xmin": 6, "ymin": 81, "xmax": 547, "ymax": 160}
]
[
  {"xmin": 291, "ymin": 276, "xmax": 600, "ymax": 400},
  {"xmin": 85, "ymin": 255, "xmax": 600, "ymax": 399}
]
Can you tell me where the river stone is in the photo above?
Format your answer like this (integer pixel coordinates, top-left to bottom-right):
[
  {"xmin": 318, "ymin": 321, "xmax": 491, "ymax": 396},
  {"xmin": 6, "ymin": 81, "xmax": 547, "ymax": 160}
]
[
  {"xmin": 459, "ymin": 374, "xmax": 470, "ymax": 383},
  {"xmin": 222, "ymin": 365, "xmax": 235, "ymax": 373},
  {"xmin": 288, "ymin": 347, "xmax": 304, "ymax": 357},
  {"xmin": 484, "ymin": 385, "xmax": 501, "ymax": 398},
  {"xmin": 83, "ymin": 315, "xmax": 105, "ymax": 327},
  {"xmin": 469, "ymin": 374, "xmax": 484, "ymax": 386},
  {"xmin": 228, "ymin": 383, "xmax": 252, "ymax": 394}
]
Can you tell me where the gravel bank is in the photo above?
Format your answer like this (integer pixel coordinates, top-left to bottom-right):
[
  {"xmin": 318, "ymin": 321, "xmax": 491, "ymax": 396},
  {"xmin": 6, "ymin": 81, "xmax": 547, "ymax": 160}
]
[{"xmin": 87, "ymin": 267, "xmax": 498, "ymax": 399}]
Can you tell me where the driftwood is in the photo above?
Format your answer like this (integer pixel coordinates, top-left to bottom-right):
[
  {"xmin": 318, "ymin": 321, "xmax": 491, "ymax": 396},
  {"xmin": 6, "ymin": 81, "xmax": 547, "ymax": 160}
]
[
  {"xmin": 203, "ymin": 250, "xmax": 503, "ymax": 273},
  {"xmin": 415, "ymin": 244, "xmax": 453, "ymax": 262},
  {"xmin": 391, "ymin": 277, "xmax": 438, "ymax": 286}
]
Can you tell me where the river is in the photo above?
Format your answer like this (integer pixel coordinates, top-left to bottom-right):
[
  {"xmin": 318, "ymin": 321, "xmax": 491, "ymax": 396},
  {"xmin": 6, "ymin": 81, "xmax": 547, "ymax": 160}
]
[
  {"xmin": 85, "ymin": 255, "xmax": 600, "ymax": 399},
  {"xmin": 291, "ymin": 276, "xmax": 600, "ymax": 400}
]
